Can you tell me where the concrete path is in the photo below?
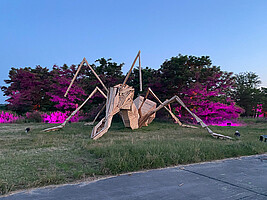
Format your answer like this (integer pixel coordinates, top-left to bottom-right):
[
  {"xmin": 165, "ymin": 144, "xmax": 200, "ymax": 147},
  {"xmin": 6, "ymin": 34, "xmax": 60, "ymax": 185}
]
[{"xmin": 1, "ymin": 154, "xmax": 267, "ymax": 200}]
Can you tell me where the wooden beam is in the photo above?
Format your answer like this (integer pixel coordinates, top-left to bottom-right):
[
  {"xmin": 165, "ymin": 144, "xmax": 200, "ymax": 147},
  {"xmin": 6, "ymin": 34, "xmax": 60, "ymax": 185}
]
[
  {"xmin": 148, "ymin": 88, "xmax": 182, "ymax": 126},
  {"xmin": 92, "ymin": 104, "xmax": 106, "ymax": 124},
  {"xmin": 139, "ymin": 96, "xmax": 177, "ymax": 127},
  {"xmin": 61, "ymin": 87, "xmax": 99, "ymax": 126},
  {"xmin": 138, "ymin": 87, "xmax": 150, "ymax": 117},
  {"xmin": 43, "ymin": 86, "xmax": 107, "ymax": 132},
  {"xmin": 64, "ymin": 58, "xmax": 85, "ymax": 97},
  {"xmin": 84, "ymin": 58, "xmax": 108, "ymax": 92},
  {"xmin": 121, "ymin": 50, "xmax": 140, "ymax": 88},
  {"xmin": 139, "ymin": 53, "xmax": 142, "ymax": 91}
]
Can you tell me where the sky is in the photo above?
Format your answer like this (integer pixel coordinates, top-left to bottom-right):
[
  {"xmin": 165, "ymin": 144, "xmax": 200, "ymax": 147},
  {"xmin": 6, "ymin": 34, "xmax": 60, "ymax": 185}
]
[{"xmin": 0, "ymin": 0, "xmax": 267, "ymax": 104}]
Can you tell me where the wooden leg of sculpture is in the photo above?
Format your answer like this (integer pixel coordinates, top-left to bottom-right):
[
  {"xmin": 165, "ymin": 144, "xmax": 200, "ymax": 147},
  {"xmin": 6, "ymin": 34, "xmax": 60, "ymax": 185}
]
[
  {"xmin": 43, "ymin": 87, "xmax": 107, "ymax": 132},
  {"xmin": 121, "ymin": 51, "xmax": 141, "ymax": 89},
  {"xmin": 139, "ymin": 96, "xmax": 178, "ymax": 127},
  {"xmin": 146, "ymin": 88, "xmax": 183, "ymax": 126},
  {"xmin": 138, "ymin": 88, "xmax": 150, "ymax": 118},
  {"xmin": 91, "ymin": 87, "xmax": 123, "ymax": 140},
  {"xmin": 174, "ymin": 96, "xmax": 232, "ymax": 139},
  {"xmin": 84, "ymin": 104, "xmax": 106, "ymax": 126},
  {"xmin": 139, "ymin": 95, "xmax": 232, "ymax": 139}
]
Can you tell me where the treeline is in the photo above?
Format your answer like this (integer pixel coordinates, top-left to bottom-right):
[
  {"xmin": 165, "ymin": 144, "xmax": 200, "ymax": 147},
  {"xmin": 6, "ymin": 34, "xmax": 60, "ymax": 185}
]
[{"xmin": 1, "ymin": 54, "xmax": 266, "ymax": 118}]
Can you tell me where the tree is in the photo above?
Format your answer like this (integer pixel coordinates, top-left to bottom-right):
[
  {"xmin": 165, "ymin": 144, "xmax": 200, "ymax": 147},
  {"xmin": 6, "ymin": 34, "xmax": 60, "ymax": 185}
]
[
  {"xmin": 47, "ymin": 65, "xmax": 86, "ymax": 110},
  {"xmin": 1, "ymin": 58, "xmax": 124, "ymax": 115},
  {"xmin": 158, "ymin": 55, "xmax": 212, "ymax": 99},
  {"xmin": 175, "ymin": 83, "xmax": 244, "ymax": 124},
  {"xmin": 233, "ymin": 72, "xmax": 261, "ymax": 116},
  {"xmin": 158, "ymin": 54, "xmax": 243, "ymax": 122},
  {"xmin": 260, "ymin": 87, "xmax": 267, "ymax": 113},
  {"xmin": 1, "ymin": 67, "xmax": 53, "ymax": 113},
  {"xmin": 128, "ymin": 67, "xmax": 162, "ymax": 96}
]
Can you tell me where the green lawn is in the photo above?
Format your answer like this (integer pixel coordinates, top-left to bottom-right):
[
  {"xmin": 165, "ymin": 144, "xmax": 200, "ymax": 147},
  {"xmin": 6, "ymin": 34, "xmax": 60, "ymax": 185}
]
[{"xmin": 0, "ymin": 119, "xmax": 266, "ymax": 194}]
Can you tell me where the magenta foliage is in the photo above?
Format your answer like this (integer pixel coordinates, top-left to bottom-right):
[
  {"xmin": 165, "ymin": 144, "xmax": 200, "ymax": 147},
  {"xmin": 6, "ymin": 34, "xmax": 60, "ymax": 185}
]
[
  {"xmin": 175, "ymin": 84, "xmax": 245, "ymax": 126},
  {"xmin": 41, "ymin": 111, "xmax": 83, "ymax": 123},
  {"xmin": 208, "ymin": 120, "xmax": 245, "ymax": 127},
  {"xmin": 47, "ymin": 65, "xmax": 86, "ymax": 110},
  {"xmin": 6, "ymin": 69, "xmax": 36, "ymax": 112},
  {"xmin": 253, "ymin": 104, "xmax": 264, "ymax": 117},
  {"xmin": 0, "ymin": 111, "xmax": 23, "ymax": 123}
]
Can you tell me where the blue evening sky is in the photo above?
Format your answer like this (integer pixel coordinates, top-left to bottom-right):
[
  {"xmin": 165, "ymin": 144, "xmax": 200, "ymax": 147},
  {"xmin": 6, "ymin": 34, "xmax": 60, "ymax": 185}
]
[{"xmin": 0, "ymin": 0, "xmax": 267, "ymax": 104}]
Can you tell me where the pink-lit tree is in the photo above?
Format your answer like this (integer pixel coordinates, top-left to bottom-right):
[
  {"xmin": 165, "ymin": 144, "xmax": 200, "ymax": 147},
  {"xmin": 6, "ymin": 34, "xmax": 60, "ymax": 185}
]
[
  {"xmin": 175, "ymin": 83, "xmax": 244, "ymax": 125},
  {"xmin": 2, "ymin": 66, "xmax": 53, "ymax": 113},
  {"xmin": 158, "ymin": 54, "xmax": 245, "ymax": 125},
  {"xmin": 47, "ymin": 64, "xmax": 86, "ymax": 110}
]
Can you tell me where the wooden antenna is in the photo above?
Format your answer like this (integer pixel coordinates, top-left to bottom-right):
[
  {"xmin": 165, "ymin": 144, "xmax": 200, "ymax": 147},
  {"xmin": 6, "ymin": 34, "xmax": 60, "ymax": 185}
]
[
  {"xmin": 139, "ymin": 53, "xmax": 142, "ymax": 91},
  {"xmin": 121, "ymin": 50, "xmax": 141, "ymax": 89}
]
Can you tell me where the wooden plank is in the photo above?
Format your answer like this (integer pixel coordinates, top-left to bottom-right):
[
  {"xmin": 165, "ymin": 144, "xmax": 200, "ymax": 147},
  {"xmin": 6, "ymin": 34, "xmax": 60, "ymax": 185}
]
[
  {"xmin": 92, "ymin": 104, "xmax": 106, "ymax": 124},
  {"xmin": 64, "ymin": 59, "xmax": 85, "ymax": 97},
  {"xmin": 92, "ymin": 87, "xmax": 121, "ymax": 140},
  {"xmin": 84, "ymin": 58, "xmax": 108, "ymax": 92},
  {"xmin": 138, "ymin": 88, "xmax": 150, "ymax": 117},
  {"xmin": 44, "ymin": 86, "xmax": 106, "ymax": 132},
  {"xmin": 62, "ymin": 87, "xmax": 99, "ymax": 126},
  {"xmin": 106, "ymin": 87, "xmax": 113, "ymax": 116},
  {"xmin": 139, "ymin": 96, "xmax": 177, "ymax": 127},
  {"xmin": 148, "ymin": 88, "xmax": 182, "ymax": 126},
  {"xmin": 174, "ymin": 97, "xmax": 232, "ymax": 139},
  {"xmin": 121, "ymin": 51, "xmax": 140, "ymax": 89},
  {"xmin": 139, "ymin": 54, "xmax": 142, "ymax": 91},
  {"xmin": 96, "ymin": 87, "xmax": 107, "ymax": 99},
  {"xmin": 44, "ymin": 87, "xmax": 99, "ymax": 132}
]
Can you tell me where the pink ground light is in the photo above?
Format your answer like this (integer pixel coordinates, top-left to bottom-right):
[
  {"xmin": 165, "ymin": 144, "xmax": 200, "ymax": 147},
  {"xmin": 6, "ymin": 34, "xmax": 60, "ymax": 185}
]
[
  {"xmin": 206, "ymin": 121, "xmax": 245, "ymax": 127},
  {"xmin": 41, "ymin": 111, "xmax": 82, "ymax": 123}
]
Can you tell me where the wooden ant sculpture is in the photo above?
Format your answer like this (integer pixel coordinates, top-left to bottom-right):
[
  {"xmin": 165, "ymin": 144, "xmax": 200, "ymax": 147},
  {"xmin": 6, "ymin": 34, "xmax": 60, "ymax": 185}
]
[{"xmin": 44, "ymin": 51, "xmax": 231, "ymax": 140}]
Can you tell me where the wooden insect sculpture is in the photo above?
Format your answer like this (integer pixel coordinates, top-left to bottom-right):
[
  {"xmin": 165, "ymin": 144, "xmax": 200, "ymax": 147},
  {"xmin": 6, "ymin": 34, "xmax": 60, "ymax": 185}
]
[{"xmin": 43, "ymin": 51, "xmax": 232, "ymax": 140}]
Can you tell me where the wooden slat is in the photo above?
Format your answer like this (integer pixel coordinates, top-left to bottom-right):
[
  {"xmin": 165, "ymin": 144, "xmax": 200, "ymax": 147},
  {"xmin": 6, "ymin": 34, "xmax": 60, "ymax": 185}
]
[
  {"xmin": 64, "ymin": 59, "xmax": 85, "ymax": 97},
  {"xmin": 97, "ymin": 87, "xmax": 107, "ymax": 99},
  {"xmin": 92, "ymin": 104, "xmax": 106, "ymax": 124},
  {"xmin": 139, "ymin": 53, "xmax": 142, "ymax": 91},
  {"xmin": 148, "ymin": 88, "xmax": 182, "ymax": 126},
  {"xmin": 138, "ymin": 88, "xmax": 150, "ymax": 117},
  {"xmin": 121, "ymin": 51, "xmax": 140, "ymax": 89},
  {"xmin": 174, "ymin": 97, "xmax": 232, "ymax": 139},
  {"xmin": 139, "ymin": 96, "xmax": 177, "ymax": 127},
  {"xmin": 84, "ymin": 58, "xmax": 108, "ymax": 92},
  {"xmin": 62, "ymin": 87, "xmax": 100, "ymax": 126},
  {"xmin": 43, "ymin": 86, "xmax": 106, "ymax": 132}
]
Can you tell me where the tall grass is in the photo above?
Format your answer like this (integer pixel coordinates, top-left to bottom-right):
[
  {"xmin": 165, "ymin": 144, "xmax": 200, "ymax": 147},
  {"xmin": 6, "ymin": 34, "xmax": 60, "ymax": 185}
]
[{"xmin": 0, "ymin": 119, "xmax": 266, "ymax": 194}]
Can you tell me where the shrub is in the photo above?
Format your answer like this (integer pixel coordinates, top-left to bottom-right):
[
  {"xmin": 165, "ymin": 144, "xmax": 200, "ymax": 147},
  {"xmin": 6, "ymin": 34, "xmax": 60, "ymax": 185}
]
[
  {"xmin": 41, "ymin": 111, "xmax": 84, "ymax": 123},
  {"xmin": 25, "ymin": 111, "xmax": 42, "ymax": 122},
  {"xmin": 0, "ymin": 111, "xmax": 22, "ymax": 123}
]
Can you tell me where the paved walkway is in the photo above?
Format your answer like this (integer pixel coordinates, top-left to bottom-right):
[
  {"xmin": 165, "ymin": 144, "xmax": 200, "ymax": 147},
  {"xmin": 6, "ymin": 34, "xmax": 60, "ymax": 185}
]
[{"xmin": 1, "ymin": 154, "xmax": 267, "ymax": 200}]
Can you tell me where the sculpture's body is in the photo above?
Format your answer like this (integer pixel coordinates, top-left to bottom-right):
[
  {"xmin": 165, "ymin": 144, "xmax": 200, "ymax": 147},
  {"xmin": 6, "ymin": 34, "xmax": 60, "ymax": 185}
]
[
  {"xmin": 91, "ymin": 84, "xmax": 157, "ymax": 139},
  {"xmin": 44, "ymin": 51, "xmax": 232, "ymax": 140}
]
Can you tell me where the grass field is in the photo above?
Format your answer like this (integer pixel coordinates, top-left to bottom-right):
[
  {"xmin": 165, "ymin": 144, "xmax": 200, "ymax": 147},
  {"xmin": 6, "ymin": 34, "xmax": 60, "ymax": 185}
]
[{"xmin": 0, "ymin": 119, "xmax": 266, "ymax": 194}]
